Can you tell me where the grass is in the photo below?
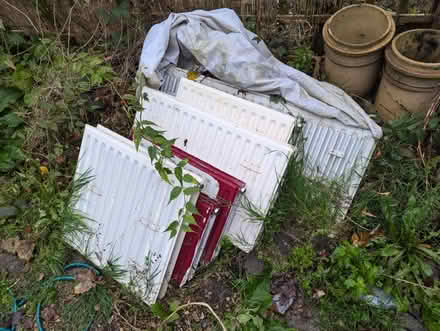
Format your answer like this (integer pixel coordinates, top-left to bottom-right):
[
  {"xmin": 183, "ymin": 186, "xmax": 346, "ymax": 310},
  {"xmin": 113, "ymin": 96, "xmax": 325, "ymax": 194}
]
[
  {"xmin": 58, "ymin": 284, "xmax": 113, "ymax": 330},
  {"xmin": 0, "ymin": 162, "xmax": 92, "ymax": 274},
  {"xmin": 252, "ymin": 110, "xmax": 440, "ymax": 330},
  {"xmin": 262, "ymin": 150, "xmax": 345, "ymax": 244}
]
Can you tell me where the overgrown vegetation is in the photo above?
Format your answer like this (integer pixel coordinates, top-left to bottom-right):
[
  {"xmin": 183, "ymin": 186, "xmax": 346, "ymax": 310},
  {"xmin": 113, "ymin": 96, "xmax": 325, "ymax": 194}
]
[
  {"xmin": 1, "ymin": 2, "xmax": 440, "ymax": 330},
  {"xmin": 253, "ymin": 110, "xmax": 440, "ymax": 330},
  {"xmin": 288, "ymin": 47, "xmax": 314, "ymax": 75}
]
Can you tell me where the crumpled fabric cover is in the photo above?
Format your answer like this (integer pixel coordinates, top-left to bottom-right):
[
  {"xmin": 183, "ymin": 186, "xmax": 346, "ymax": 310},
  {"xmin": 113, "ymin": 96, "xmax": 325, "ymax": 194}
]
[{"xmin": 139, "ymin": 8, "xmax": 382, "ymax": 139}]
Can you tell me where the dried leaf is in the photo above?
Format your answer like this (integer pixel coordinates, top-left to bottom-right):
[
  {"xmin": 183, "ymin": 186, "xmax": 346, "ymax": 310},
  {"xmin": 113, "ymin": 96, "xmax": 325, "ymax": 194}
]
[
  {"xmin": 351, "ymin": 232, "xmax": 360, "ymax": 246},
  {"xmin": 377, "ymin": 192, "xmax": 391, "ymax": 196},
  {"xmin": 186, "ymin": 71, "xmax": 200, "ymax": 81},
  {"xmin": 361, "ymin": 209, "xmax": 376, "ymax": 218},
  {"xmin": 70, "ymin": 131, "xmax": 82, "ymax": 143},
  {"xmin": 5, "ymin": 58, "xmax": 16, "ymax": 71},
  {"xmin": 73, "ymin": 269, "xmax": 97, "ymax": 295},
  {"xmin": 41, "ymin": 304, "xmax": 58, "ymax": 322},
  {"xmin": 74, "ymin": 279, "xmax": 96, "ymax": 295},
  {"xmin": 21, "ymin": 317, "xmax": 34, "ymax": 329},
  {"xmin": 15, "ymin": 240, "xmax": 35, "ymax": 262},
  {"xmin": 352, "ymin": 232, "xmax": 370, "ymax": 247},
  {"xmin": 1, "ymin": 237, "xmax": 18, "ymax": 254},
  {"xmin": 24, "ymin": 225, "xmax": 32, "ymax": 234},
  {"xmin": 55, "ymin": 155, "xmax": 65, "ymax": 165},
  {"xmin": 11, "ymin": 310, "xmax": 24, "ymax": 326},
  {"xmin": 313, "ymin": 289, "xmax": 326, "ymax": 299}
]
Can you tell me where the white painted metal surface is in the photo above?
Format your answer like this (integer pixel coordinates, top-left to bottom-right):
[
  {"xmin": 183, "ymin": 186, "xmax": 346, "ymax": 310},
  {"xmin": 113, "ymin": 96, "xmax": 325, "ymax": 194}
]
[
  {"xmin": 176, "ymin": 78, "xmax": 296, "ymax": 144},
  {"xmin": 161, "ymin": 68, "xmax": 377, "ymax": 217},
  {"xmin": 97, "ymin": 125, "xmax": 220, "ymax": 200},
  {"xmin": 72, "ymin": 125, "xmax": 202, "ymax": 304},
  {"xmin": 138, "ymin": 87, "xmax": 294, "ymax": 252}
]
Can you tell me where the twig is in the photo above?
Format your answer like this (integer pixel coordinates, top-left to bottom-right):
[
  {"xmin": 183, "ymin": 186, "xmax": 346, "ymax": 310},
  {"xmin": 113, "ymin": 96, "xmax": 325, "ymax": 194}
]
[
  {"xmin": 57, "ymin": 0, "xmax": 80, "ymax": 56},
  {"xmin": 345, "ymin": 215, "xmax": 371, "ymax": 232},
  {"xmin": 1, "ymin": 0, "xmax": 40, "ymax": 34},
  {"xmin": 72, "ymin": 22, "xmax": 101, "ymax": 56},
  {"xmin": 7, "ymin": 279, "xmax": 19, "ymax": 290},
  {"xmin": 383, "ymin": 274, "xmax": 438, "ymax": 292},
  {"xmin": 418, "ymin": 91, "xmax": 440, "ymax": 167},
  {"xmin": 424, "ymin": 90, "xmax": 440, "ymax": 130},
  {"xmin": 160, "ymin": 302, "xmax": 227, "ymax": 331},
  {"xmin": 113, "ymin": 302, "xmax": 143, "ymax": 331},
  {"xmin": 35, "ymin": 0, "xmax": 44, "ymax": 37},
  {"xmin": 52, "ymin": 1, "xmax": 58, "ymax": 36}
]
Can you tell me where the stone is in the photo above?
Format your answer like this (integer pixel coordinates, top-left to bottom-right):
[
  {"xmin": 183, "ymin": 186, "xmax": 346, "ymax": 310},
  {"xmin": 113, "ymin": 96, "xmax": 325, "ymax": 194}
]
[
  {"xmin": 397, "ymin": 313, "xmax": 426, "ymax": 331},
  {"xmin": 15, "ymin": 240, "xmax": 35, "ymax": 262},
  {"xmin": 244, "ymin": 251, "xmax": 265, "ymax": 275},
  {"xmin": 287, "ymin": 306, "xmax": 321, "ymax": 331},
  {"xmin": 0, "ymin": 252, "xmax": 27, "ymax": 273}
]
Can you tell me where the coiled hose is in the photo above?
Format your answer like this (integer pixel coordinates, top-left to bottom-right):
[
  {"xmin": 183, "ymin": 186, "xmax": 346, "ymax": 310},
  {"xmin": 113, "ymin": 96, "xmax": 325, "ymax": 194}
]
[{"xmin": 1, "ymin": 263, "xmax": 100, "ymax": 331}]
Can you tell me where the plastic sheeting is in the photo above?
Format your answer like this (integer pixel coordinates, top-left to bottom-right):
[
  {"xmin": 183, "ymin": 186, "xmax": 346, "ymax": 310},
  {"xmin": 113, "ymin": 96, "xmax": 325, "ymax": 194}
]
[{"xmin": 139, "ymin": 8, "xmax": 382, "ymax": 139}]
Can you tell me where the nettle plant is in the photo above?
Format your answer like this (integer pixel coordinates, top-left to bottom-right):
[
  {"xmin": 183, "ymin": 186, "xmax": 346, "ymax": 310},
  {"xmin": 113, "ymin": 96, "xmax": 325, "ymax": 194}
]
[{"xmin": 132, "ymin": 93, "xmax": 200, "ymax": 238}]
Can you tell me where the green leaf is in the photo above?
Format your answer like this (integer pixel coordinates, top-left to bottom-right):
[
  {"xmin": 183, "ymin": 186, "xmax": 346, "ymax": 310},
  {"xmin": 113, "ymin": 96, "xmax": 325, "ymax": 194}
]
[
  {"xmin": 237, "ymin": 313, "xmax": 252, "ymax": 324},
  {"xmin": 252, "ymin": 315, "xmax": 264, "ymax": 328},
  {"xmin": 151, "ymin": 303, "xmax": 168, "ymax": 319},
  {"xmin": 182, "ymin": 224, "xmax": 194, "ymax": 232},
  {"xmin": 155, "ymin": 161, "xmax": 171, "ymax": 184},
  {"xmin": 139, "ymin": 120, "xmax": 157, "ymax": 127},
  {"xmin": 134, "ymin": 131, "xmax": 141, "ymax": 151},
  {"xmin": 418, "ymin": 246, "xmax": 440, "ymax": 264},
  {"xmin": 152, "ymin": 136, "xmax": 167, "ymax": 146},
  {"xmin": 169, "ymin": 186, "xmax": 182, "ymax": 204},
  {"xmin": 183, "ymin": 186, "xmax": 200, "ymax": 195},
  {"xmin": 183, "ymin": 214, "xmax": 197, "ymax": 226},
  {"xmin": 165, "ymin": 221, "xmax": 179, "ymax": 238},
  {"xmin": 174, "ymin": 166, "xmax": 183, "ymax": 185},
  {"xmin": 23, "ymin": 87, "xmax": 43, "ymax": 106},
  {"xmin": 380, "ymin": 245, "xmax": 401, "ymax": 257},
  {"xmin": 344, "ymin": 278, "xmax": 356, "ymax": 288},
  {"xmin": 183, "ymin": 174, "xmax": 196, "ymax": 183},
  {"xmin": 419, "ymin": 260, "xmax": 433, "ymax": 277},
  {"xmin": 185, "ymin": 202, "xmax": 200, "ymax": 215},
  {"xmin": 0, "ymin": 87, "xmax": 22, "ymax": 113},
  {"xmin": 148, "ymin": 146, "xmax": 157, "ymax": 162},
  {"xmin": 177, "ymin": 159, "xmax": 188, "ymax": 168},
  {"xmin": 11, "ymin": 67, "xmax": 33, "ymax": 91},
  {"xmin": 1, "ymin": 113, "xmax": 24, "ymax": 128},
  {"xmin": 248, "ymin": 278, "xmax": 272, "ymax": 309},
  {"xmin": 169, "ymin": 300, "xmax": 180, "ymax": 312}
]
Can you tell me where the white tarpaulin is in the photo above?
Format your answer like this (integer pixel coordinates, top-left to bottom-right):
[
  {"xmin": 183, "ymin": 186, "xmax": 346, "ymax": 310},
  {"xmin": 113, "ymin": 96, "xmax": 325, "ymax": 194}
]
[{"xmin": 139, "ymin": 8, "xmax": 382, "ymax": 139}]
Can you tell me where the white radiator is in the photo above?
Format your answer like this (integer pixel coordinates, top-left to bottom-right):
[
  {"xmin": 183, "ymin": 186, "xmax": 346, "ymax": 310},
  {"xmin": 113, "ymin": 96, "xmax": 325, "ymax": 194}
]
[
  {"xmin": 161, "ymin": 68, "xmax": 377, "ymax": 217},
  {"xmin": 72, "ymin": 125, "xmax": 202, "ymax": 304},
  {"xmin": 96, "ymin": 125, "xmax": 220, "ymax": 200},
  {"xmin": 137, "ymin": 88, "xmax": 293, "ymax": 252},
  {"xmin": 176, "ymin": 78, "xmax": 296, "ymax": 144}
]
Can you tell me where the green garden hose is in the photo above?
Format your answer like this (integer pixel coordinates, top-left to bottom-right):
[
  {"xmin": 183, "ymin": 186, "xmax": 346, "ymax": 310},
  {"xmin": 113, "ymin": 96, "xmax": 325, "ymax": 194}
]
[{"xmin": 1, "ymin": 263, "xmax": 100, "ymax": 331}]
